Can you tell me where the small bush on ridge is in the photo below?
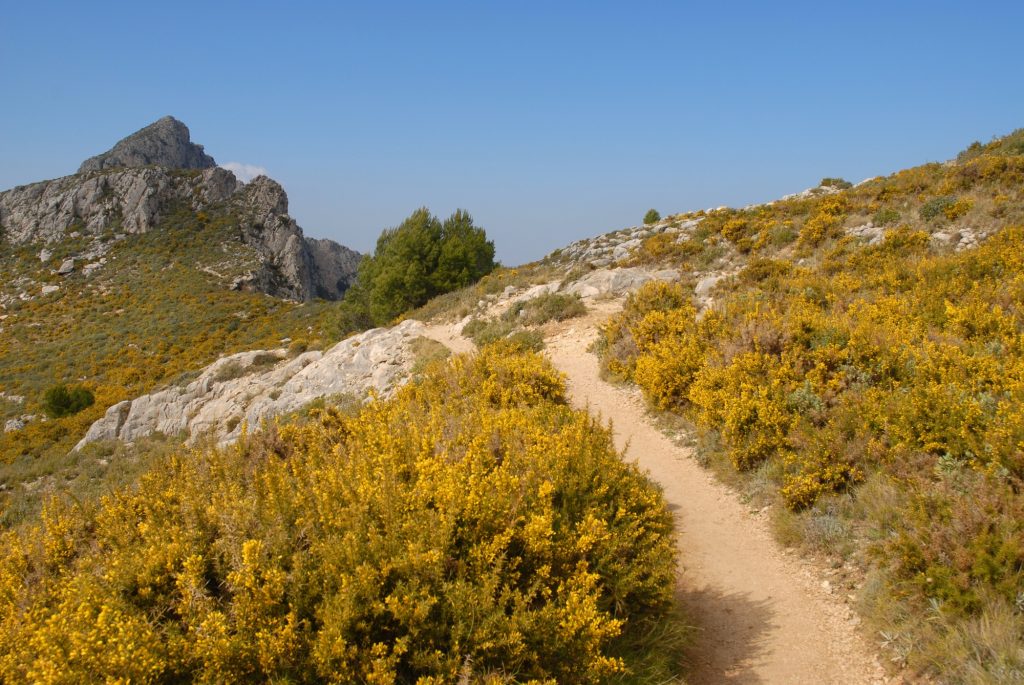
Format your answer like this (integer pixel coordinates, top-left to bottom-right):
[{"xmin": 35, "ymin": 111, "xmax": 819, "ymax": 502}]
[{"xmin": 41, "ymin": 384, "xmax": 94, "ymax": 419}]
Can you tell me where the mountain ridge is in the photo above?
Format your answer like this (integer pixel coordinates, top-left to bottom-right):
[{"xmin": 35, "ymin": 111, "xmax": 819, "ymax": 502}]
[
  {"xmin": 77, "ymin": 116, "xmax": 216, "ymax": 173},
  {"xmin": 0, "ymin": 117, "xmax": 360, "ymax": 302}
]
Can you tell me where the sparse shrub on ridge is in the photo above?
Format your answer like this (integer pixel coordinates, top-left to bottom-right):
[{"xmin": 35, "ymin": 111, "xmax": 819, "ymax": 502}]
[{"xmin": 643, "ymin": 209, "xmax": 661, "ymax": 225}]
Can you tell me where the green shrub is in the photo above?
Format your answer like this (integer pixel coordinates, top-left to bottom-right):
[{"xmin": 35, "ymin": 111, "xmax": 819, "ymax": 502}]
[
  {"xmin": 41, "ymin": 384, "xmax": 94, "ymax": 419},
  {"xmin": 462, "ymin": 317, "xmax": 516, "ymax": 347},
  {"xmin": 504, "ymin": 292, "xmax": 587, "ymax": 326},
  {"xmin": 503, "ymin": 329, "xmax": 545, "ymax": 352},
  {"xmin": 643, "ymin": 209, "xmax": 661, "ymax": 225},
  {"xmin": 920, "ymin": 196, "xmax": 955, "ymax": 221},
  {"xmin": 872, "ymin": 207, "xmax": 901, "ymax": 226},
  {"xmin": 352, "ymin": 208, "xmax": 497, "ymax": 325},
  {"xmin": 820, "ymin": 177, "xmax": 853, "ymax": 189}
]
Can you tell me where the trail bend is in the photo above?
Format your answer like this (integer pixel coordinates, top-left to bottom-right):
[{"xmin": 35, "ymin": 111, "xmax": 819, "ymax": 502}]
[{"xmin": 423, "ymin": 305, "xmax": 887, "ymax": 684}]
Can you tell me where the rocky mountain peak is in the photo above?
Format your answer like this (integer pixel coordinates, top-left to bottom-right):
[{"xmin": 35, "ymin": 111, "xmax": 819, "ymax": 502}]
[
  {"xmin": 2, "ymin": 118, "xmax": 361, "ymax": 302},
  {"xmin": 77, "ymin": 116, "xmax": 216, "ymax": 173}
]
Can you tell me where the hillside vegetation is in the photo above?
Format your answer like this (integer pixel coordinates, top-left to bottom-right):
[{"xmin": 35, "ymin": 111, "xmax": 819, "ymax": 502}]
[
  {"xmin": 0, "ymin": 203, "xmax": 338, "ymax": 466},
  {"xmin": 600, "ymin": 131, "xmax": 1024, "ymax": 679},
  {"xmin": 0, "ymin": 346, "xmax": 684, "ymax": 683}
]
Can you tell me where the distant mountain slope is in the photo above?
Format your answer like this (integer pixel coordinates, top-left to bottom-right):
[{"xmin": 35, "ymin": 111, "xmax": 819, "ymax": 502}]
[
  {"xmin": 0, "ymin": 116, "xmax": 360, "ymax": 302},
  {"xmin": 0, "ymin": 118, "xmax": 361, "ymax": 462}
]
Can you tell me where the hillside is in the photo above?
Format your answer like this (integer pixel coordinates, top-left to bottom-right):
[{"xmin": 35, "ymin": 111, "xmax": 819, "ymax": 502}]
[
  {"xmin": 2, "ymin": 126, "xmax": 1024, "ymax": 682},
  {"xmin": 404, "ymin": 129, "xmax": 1024, "ymax": 680},
  {"xmin": 0, "ymin": 118, "xmax": 360, "ymax": 464},
  {"xmin": 592, "ymin": 130, "xmax": 1024, "ymax": 680}
]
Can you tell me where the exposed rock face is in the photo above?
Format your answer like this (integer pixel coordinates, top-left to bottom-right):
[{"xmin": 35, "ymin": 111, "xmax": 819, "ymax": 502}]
[
  {"xmin": 0, "ymin": 118, "xmax": 360, "ymax": 301},
  {"xmin": 230, "ymin": 176, "xmax": 362, "ymax": 300},
  {"xmin": 307, "ymin": 237, "xmax": 363, "ymax": 299},
  {"xmin": 564, "ymin": 266, "xmax": 680, "ymax": 298},
  {"xmin": 0, "ymin": 166, "xmax": 240, "ymax": 244},
  {"xmin": 77, "ymin": 116, "xmax": 216, "ymax": 173},
  {"xmin": 76, "ymin": 320, "xmax": 426, "ymax": 449}
]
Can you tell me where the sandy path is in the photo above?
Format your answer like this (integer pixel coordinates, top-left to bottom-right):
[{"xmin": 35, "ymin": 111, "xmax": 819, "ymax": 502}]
[{"xmin": 423, "ymin": 308, "xmax": 886, "ymax": 684}]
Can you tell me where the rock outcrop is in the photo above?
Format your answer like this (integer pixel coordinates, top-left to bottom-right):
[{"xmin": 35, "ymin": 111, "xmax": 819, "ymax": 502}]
[
  {"xmin": 230, "ymin": 177, "xmax": 361, "ymax": 300},
  {"xmin": 563, "ymin": 266, "xmax": 680, "ymax": 298},
  {"xmin": 77, "ymin": 116, "xmax": 216, "ymax": 173},
  {"xmin": 0, "ymin": 167, "xmax": 240, "ymax": 244},
  {"xmin": 0, "ymin": 118, "xmax": 361, "ymax": 301},
  {"xmin": 76, "ymin": 320, "xmax": 426, "ymax": 449},
  {"xmin": 552, "ymin": 218, "xmax": 702, "ymax": 267},
  {"xmin": 306, "ymin": 237, "xmax": 364, "ymax": 300}
]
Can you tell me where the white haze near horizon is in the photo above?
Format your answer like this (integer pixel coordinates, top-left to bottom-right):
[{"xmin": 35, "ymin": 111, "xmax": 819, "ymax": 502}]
[{"xmin": 220, "ymin": 162, "xmax": 268, "ymax": 184}]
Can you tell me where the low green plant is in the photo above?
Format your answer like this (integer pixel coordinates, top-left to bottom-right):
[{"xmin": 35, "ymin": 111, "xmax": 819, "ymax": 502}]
[
  {"xmin": 41, "ymin": 384, "xmax": 94, "ymax": 418},
  {"xmin": 503, "ymin": 292, "xmax": 587, "ymax": 326},
  {"xmin": 872, "ymin": 207, "xmax": 901, "ymax": 226},
  {"xmin": 920, "ymin": 195, "xmax": 955, "ymax": 221},
  {"xmin": 503, "ymin": 328, "xmax": 545, "ymax": 352},
  {"xmin": 643, "ymin": 209, "xmax": 661, "ymax": 225},
  {"xmin": 462, "ymin": 317, "xmax": 516, "ymax": 347}
]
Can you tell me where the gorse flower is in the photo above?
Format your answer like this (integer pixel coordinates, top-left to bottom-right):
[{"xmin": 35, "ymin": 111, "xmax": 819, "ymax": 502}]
[{"xmin": 0, "ymin": 347, "xmax": 677, "ymax": 683}]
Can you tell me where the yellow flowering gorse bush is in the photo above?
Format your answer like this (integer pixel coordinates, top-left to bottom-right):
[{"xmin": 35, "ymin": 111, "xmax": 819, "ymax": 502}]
[
  {"xmin": 601, "ymin": 134, "xmax": 1024, "ymax": 677},
  {"xmin": 0, "ymin": 345, "xmax": 678, "ymax": 683}
]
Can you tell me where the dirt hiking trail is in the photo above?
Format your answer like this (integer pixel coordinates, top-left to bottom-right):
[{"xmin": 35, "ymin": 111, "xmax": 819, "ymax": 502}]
[{"xmin": 424, "ymin": 303, "xmax": 889, "ymax": 684}]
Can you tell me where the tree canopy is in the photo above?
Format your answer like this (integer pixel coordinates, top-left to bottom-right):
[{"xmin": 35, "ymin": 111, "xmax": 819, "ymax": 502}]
[{"xmin": 346, "ymin": 208, "xmax": 496, "ymax": 326}]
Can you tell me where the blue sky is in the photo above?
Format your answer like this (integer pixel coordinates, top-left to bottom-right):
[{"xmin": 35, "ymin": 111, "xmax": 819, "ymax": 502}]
[{"xmin": 2, "ymin": 1, "xmax": 1022, "ymax": 264}]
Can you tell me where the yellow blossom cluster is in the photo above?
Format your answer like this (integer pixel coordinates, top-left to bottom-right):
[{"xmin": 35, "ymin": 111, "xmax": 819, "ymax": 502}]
[
  {"xmin": 0, "ymin": 344, "xmax": 678, "ymax": 683},
  {"xmin": 601, "ymin": 214, "xmax": 1024, "ymax": 640}
]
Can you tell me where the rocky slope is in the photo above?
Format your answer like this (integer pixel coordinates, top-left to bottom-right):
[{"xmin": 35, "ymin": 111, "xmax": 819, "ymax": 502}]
[
  {"xmin": 552, "ymin": 217, "xmax": 701, "ymax": 267},
  {"xmin": 0, "ymin": 117, "xmax": 359, "ymax": 301},
  {"xmin": 77, "ymin": 320, "xmax": 427, "ymax": 448}
]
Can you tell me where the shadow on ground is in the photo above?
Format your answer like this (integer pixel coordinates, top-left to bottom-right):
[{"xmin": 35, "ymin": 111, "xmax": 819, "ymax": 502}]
[{"xmin": 678, "ymin": 586, "xmax": 774, "ymax": 685}]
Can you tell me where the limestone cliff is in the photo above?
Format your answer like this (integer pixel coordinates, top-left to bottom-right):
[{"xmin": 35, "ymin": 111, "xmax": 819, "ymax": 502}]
[{"xmin": 0, "ymin": 117, "xmax": 360, "ymax": 301}]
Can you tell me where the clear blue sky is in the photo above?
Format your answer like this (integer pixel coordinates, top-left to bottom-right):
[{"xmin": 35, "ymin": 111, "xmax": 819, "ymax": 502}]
[{"xmin": 2, "ymin": 1, "xmax": 1022, "ymax": 264}]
